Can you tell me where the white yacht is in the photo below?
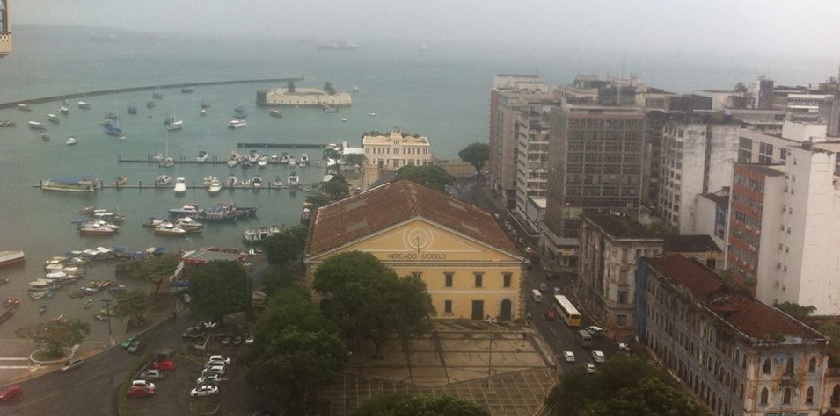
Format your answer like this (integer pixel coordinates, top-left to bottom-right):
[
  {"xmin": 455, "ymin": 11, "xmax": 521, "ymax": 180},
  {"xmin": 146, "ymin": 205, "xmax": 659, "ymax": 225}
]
[{"xmin": 174, "ymin": 177, "xmax": 187, "ymax": 195}]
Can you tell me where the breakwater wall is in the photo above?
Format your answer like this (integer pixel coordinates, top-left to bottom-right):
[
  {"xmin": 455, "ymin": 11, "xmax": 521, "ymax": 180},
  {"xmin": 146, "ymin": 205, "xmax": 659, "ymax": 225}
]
[{"xmin": 0, "ymin": 77, "xmax": 306, "ymax": 110}]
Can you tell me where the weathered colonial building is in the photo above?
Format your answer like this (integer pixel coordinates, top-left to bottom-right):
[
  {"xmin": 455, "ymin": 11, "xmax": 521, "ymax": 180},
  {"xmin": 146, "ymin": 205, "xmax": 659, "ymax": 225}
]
[
  {"xmin": 304, "ymin": 179, "xmax": 528, "ymax": 321},
  {"xmin": 637, "ymin": 255, "xmax": 830, "ymax": 416},
  {"xmin": 362, "ymin": 127, "xmax": 434, "ymax": 171}
]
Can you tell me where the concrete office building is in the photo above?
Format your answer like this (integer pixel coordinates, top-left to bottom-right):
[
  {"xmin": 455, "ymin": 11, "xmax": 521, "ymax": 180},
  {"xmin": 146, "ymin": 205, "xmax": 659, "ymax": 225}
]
[{"xmin": 542, "ymin": 101, "xmax": 646, "ymax": 265}]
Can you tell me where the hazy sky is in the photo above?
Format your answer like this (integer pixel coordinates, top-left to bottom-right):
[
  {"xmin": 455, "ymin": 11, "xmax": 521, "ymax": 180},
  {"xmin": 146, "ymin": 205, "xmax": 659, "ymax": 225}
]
[{"xmin": 10, "ymin": 0, "xmax": 840, "ymax": 57}]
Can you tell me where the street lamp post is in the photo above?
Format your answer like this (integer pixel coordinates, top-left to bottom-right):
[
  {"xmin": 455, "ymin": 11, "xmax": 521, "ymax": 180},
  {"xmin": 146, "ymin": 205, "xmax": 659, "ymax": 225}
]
[{"xmin": 101, "ymin": 299, "xmax": 114, "ymax": 346}]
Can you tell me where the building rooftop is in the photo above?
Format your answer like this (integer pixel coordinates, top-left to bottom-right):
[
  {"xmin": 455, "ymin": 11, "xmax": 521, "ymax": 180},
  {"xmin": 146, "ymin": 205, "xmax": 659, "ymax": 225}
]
[
  {"xmin": 737, "ymin": 163, "xmax": 786, "ymax": 177},
  {"xmin": 646, "ymin": 255, "xmax": 824, "ymax": 343},
  {"xmin": 583, "ymin": 214, "xmax": 661, "ymax": 241},
  {"xmin": 305, "ymin": 179, "xmax": 522, "ymax": 257},
  {"xmin": 663, "ymin": 235, "xmax": 721, "ymax": 253}
]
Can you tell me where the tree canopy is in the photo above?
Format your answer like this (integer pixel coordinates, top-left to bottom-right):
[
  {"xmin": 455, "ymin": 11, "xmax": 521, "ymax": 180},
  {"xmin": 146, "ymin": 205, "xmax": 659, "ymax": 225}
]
[
  {"xmin": 313, "ymin": 251, "xmax": 435, "ymax": 358},
  {"xmin": 395, "ymin": 165, "xmax": 454, "ymax": 192},
  {"xmin": 264, "ymin": 232, "xmax": 303, "ymax": 267},
  {"xmin": 287, "ymin": 81, "xmax": 296, "ymax": 93},
  {"xmin": 245, "ymin": 281, "xmax": 347, "ymax": 414},
  {"xmin": 130, "ymin": 253, "xmax": 180, "ymax": 294},
  {"xmin": 352, "ymin": 394, "xmax": 490, "ymax": 416},
  {"xmin": 15, "ymin": 319, "xmax": 91, "ymax": 358},
  {"xmin": 113, "ymin": 289, "xmax": 150, "ymax": 325},
  {"xmin": 545, "ymin": 357, "xmax": 705, "ymax": 416},
  {"xmin": 324, "ymin": 81, "xmax": 336, "ymax": 95},
  {"xmin": 320, "ymin": 174, "xmax": 350, "ymax": 200},
  {"xmin": 458, "ymin": 142, "xmax": 490, "ymax": 175},
  {"xmin": 188, "ymin": 260, "xmax": 249, "ymax": 323},
  {"xmin": 344, "ymin": 153, "xmax": 367, "ymax": 169},
  {"xmin": 775, "ymin": 301, "xmax": 816, "ymax": 320}
]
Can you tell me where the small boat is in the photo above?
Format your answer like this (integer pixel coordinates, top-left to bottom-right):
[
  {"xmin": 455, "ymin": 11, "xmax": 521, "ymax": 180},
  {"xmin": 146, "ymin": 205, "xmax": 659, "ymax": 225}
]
[
  {"xmin": 39, "ymin": 305, "xmax": 48, "ymax": 314},
  {"xmin": 288, "ymin": 171, "xmax": 300, "ymax": 189},
  {"xmin": 208, "ymin": 179, "xmax": 223, "ymax": 195},
  {"xmin": 152, "ymin": 88, "xmax": 163, "ymax": 99},
  {"xmin": 28, "ymin": 121, "xmax": 45, "ymax": 130},
  {"xmin": 104, "ymin": 123, "xmax": 122, "ymax": 136},
  {"xmin": 174, "ymin": 177, "xmax": 187, "ymax": 195},
  {"xmin": 201, "ymin": 100, "xmax": 211, "ymax": 109},
  {"xmin": 341, "ymin": 117, "xmax": 347, "ymax": 122},
  {"xmin": 59, "ymin": 106, "xmax": 70, "ymax": 114},
  {"xmin": 166, "ymin": 119, "xmax": 183, "ymax": 131},
  {"xmin": 299, "ymin": 153, "xmax": 310, "ymax": 166},
  {"xmin": 40, "ymin": 132, "xmax": 50, "ymax": 141},
  {"xmin": 258, "ymin": 156, "xmax": 268, "ymax": 168},
  {"xmin": 17, "ymin": 103, "xmax": 32, "ymax": 112},
  {"xmin": 234, "ymin": 106, "xmax": 248, "ymax": 119},
  {"xmin": 155, "ymin": 175, "xmax": 173, "ymax": 186},
  {"xmin": 78, "ymin": 101, "xmax": 91, "ymax": 109},
  {"xmin": 270, "ymin": 109, "xmax": 282, "ymax": 118},
  {"xmin": 83, "ymin": 299, "xmax": 94, "ymax": 309},
  {"xmin": 251, "ymin": 176, "xmax": 263, "ymax": 188},
  {"xmin": 154, "ymin": 223, "xmax": 188, "ymax": 236},
  {"xmin": 196, "ymin": 151, "xmax": 209, "ymax": 162},
  {"xmin": 272, "ymin": 176, "xmax": 283, "ymax": 187},
  {"xmin": 226, "ymin": 175, "xmax": 238, "ymax": 188},
  {"xmin": 200, "ymin": 109, "xmax": 207, "ymax": 116},
  {"xmin": 66, "ymin": 137, "xmax": 78, "ymax": 145},
  {"xmin": 168, "ymin": 204, "xmax": 203, "ymax": 217},
  {"xmin": 47, "ymin": 114, "xmax": 59, "ymax": 122},
  {"xmin": 181, "ymin": 87, "xmax": 195, "ymax": 93},
  {"xmin": 229, "ymin": 118, "xmax": 246, "ymax": 128},
  {"xmin": 0, "ymin": 120, "xmax": 16, "ymax": 127},
  {"xmin": 368, "ymin": 112, "xmax": 376, "ymax": 117},
  {"xmin": 113, "ymin": 176, "xmax": 127, "ymax": 187},
  {"xmin": 146, "ymin": 101, "xmax": 155, "ymax": 109},
  {"xmin": 352, "ymin": 86, "xmax": 360, "ymax": 92}
]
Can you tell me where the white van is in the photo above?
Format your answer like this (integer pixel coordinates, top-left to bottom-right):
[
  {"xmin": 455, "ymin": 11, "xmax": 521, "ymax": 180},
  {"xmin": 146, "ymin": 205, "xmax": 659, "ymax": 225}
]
[{"xmin": 531, "ymin": 289, "xmax": 543, "ymax": 303}]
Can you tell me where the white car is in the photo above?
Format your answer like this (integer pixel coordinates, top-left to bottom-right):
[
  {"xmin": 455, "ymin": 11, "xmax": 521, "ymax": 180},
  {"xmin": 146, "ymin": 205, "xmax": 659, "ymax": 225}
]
[
  {"xmin": 563, "ymin": 351, "xmax": 575, "ymax": 363},
  {"xmin": 586, "ymin": 326, "xmax": 605, "ymax": 335},
  {"xmin": 207, "ymin": 355, "xmax": 230, "ymax": 365},
  {"xmin": 131, "ymin": 379, "xmax": 155, "ymax": 389},
  {"xmin": 202, "ymin": 365, "xmax": 225, "ymax": 376},
  {"xmin": 190, "ymin": 384, "xmax": 219, "ymax": 397},
  {"xmin": 196, "ymin": 374, "xmax": 222, "ymax": 385},
  {"xmin": 592, "ymin": 350, "xmax": 605, "ymax": 363},
  {"xmin": 584, "ymin": 363, "xmax": 597, "ymax": 374}
]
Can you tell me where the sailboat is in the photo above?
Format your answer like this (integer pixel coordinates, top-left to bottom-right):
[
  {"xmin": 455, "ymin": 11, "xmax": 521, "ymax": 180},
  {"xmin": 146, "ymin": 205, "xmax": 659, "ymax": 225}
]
[
  {"xmin": 166, "ymin": 110, "xmax": 183, "ymax": 131},
  {"xmin": 158, "ymin": 130, "xmax": 174, "ymax": 168}
]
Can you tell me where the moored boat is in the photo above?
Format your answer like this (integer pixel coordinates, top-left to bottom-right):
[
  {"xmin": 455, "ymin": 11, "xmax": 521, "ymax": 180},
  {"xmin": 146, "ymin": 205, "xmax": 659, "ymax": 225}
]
[
  {"xmin": 174, "ymin": 177, "xmax": 187, "ymax": 195},
  {"xmin": 78, "ymin": 101, "xmax": 91, "ymax": 109},
  {"xmin": 47, "ymin": 114, "xmax": 59, "ymax": 122},
  {"xmin": 196, "ymin": 151, "xmax": 209, "ymax": 162},
  {"xmin": 0, "ymin": 250, "xmax": 25, "ymax": 269},
  {"xmin": 66, "ymin": 137, "xmax": 78, "ymax": 145},
  {"xmin": 59, "ymin": 106, "xmax": 70, "ymax": 114},
  {"xmin": 155, "ymin": 175, "xmax": 173, "ymax": 186},
  {"xmin": 228, "ymin": 118, "xmax": 246, "ymax": 128},
  {"xmin": 208, "ymin": 179, "xmax": 223, "ymax": 195},
  {"xmin": 41, "ymin": 175, "xmax": 98, "ymax": 192},
  {"xmin": 28, "ymin": 121, "xmax": 45, "ymax": 130},
  {"xmin": 288, "ymin": 171, "xmax": 300, "ymax": 189},
  {"xmin": 17, "ymin": 103, "xmax": 32, "ymax": 112},
  {"xmin": 154, "ymin": 223, "xmax": 188, "ymax": 236},
  {"xmin": 270, "ymin": 109, "xmax": 282, "ymax": 118},
  {"xmin": 168, "ymin": 203, "xmax": 203, "ymax": 218}
]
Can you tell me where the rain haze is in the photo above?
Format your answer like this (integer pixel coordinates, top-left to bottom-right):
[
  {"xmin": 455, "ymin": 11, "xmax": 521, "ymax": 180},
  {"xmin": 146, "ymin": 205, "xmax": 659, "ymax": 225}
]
[{"xmin": 10, "ymin": 0, "xmax": 840, "ymax": 57}]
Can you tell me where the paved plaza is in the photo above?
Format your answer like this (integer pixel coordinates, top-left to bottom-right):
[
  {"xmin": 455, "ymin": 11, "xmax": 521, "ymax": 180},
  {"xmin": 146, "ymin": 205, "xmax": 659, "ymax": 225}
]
[{"xmin": 312, "ymin": 320, "xmax": 558, "ymax": 416}]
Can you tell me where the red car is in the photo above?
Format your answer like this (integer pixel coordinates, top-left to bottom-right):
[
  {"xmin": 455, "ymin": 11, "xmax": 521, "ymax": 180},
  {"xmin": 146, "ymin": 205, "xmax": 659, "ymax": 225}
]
[
  {"xmin": 543, "ymin": 308, "xmax": 557, "ymax": 321},
  {"xmin": 126, "ymin": 385, "xmax": 155, "ymax": 398},
  {"xmin": 0, "ymin": 385, "xmax": 23, "ymax": 401},
  {"xmin": 153, "ymin": 359, "xmax": 176, "ymax": 371}
]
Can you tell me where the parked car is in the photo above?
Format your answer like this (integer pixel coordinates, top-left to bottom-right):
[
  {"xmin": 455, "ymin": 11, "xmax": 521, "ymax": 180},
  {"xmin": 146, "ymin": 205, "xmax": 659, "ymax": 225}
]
[
  {"xmin": 232, "ymin": 335, "xmax": 243, "ymax": 346},
  {"xmin": 202, "ymin": 365, "xmax": 225, "ymax": 376},
  {"xmin": 221, "ymin": 335, "xmax": 232, "ymax": 346},
  {"xmin": 182, "ymin": 328, "xmax": 205, "ymax": 340},
  {"xmin": 244, "ymin": 333, "xmax": 255, "ymax": 345},
  {"xmin": 0, "ymin": 385, "xmax": 22, "ymax": 401},
  {"xmin": 127, "ymin": 340, "xmax": 143, "ymax": 354},
  {"xmin": 206, "ymin": 360, "xmax": 227, "ymax": 368},
  {"xmin": 586, "ymin": 326, "xmax": 605, "ymax": 335},
  {"xmin": 207, "ymin": 355, "xmax": 230, "ymax": 365},
  {"xmin": 131, "ymin": 379, "xmax": 155, "ymax": 389},
  {"xmin": 126, "ymin": 385, "xmax": 155, "ymax": 398},
  {"xmin": 190, "ymin": 385, "xmax": 219, "ymax": 397},
  {"xmin": 592, "ymin": 350, "xmax": 606, "ymax": 363},
  {"xmin": 618, "ymin": 342, "xmax": 632, "ymax": 352},
  {"xmin": 153, "ymin": 360, "xmax": 177, "ymax": 371},
  {"xmin": 139, "ymin": 369, "xmax": 164, "ymax": 381},
  {"xmin": 584, "ymin": 363, "xmax": 597, "ymax": 374},
  {"xmin": 196, "ymin": 374, "xmax": 222, "ymax": 385},
  {"xmin": 61, "ymin": 359, "xmax": 83, "ymax": 372},
  {"xmin": 120, "ymin": 335, "xmax": 137, "ymax": 349},
  {"xmin": 538, "ymin": 283, "xmax": 548, "ymax": 292},
  {"xmin": 563, "ymin": 351, "xmax": 575, "ymax": 363}
]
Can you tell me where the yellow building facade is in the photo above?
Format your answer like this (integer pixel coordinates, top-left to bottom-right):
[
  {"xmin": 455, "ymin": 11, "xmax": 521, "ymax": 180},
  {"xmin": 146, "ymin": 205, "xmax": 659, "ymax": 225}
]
[{"xmin": 304, "ymin": 180, "xmax": 527, "ymax": 321}]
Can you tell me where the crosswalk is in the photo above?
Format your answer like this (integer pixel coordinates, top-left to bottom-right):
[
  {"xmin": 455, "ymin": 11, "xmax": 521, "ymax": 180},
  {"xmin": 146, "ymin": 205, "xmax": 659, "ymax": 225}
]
[{"xmin": 0, "ymin": 357, "xmax": 32, "ymax": 370}]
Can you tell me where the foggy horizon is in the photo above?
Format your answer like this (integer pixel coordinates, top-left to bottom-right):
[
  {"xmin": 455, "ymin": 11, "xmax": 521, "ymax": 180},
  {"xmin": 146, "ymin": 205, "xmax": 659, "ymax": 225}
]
[{"xmin": 10, "ymin": 1, "xmax": 840, "ymax": 59}]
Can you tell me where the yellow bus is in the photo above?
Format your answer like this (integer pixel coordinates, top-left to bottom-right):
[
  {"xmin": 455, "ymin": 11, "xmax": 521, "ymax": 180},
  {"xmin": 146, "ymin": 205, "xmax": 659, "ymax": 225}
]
[{"xmin": 553, "ymin": 294, "xmax": 582, "ymax": 328}]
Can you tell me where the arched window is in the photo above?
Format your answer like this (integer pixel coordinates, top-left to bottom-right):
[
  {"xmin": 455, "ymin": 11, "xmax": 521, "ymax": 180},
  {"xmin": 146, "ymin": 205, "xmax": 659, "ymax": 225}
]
[
  {"xmin": 809, "ymin": 357, "xmax": 817, "ymax": 373},
  {"xmin": 762, "ymin": 358, "xmax": 771, "ymax": 374},
  {"xmin": 785, "ymin": 357, "xmax": 794, "ymax": 376},
  {"xmin": 760, "ymin": 387, "xmax": 769, "ymax": 405},
  {"xmin": 807, "ymin": 386, "xmax": 815, "ymax": 404},
  {"xmin": 783, "ymin": 388, "xmax": 792, "ymax": 405}
]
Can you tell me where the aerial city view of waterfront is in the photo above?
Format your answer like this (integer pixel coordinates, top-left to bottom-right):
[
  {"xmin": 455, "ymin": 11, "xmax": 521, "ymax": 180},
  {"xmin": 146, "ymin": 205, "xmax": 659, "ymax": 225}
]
[{"xmin": 3, "ymin": 1, "xmax": 840, "ymax": 415}]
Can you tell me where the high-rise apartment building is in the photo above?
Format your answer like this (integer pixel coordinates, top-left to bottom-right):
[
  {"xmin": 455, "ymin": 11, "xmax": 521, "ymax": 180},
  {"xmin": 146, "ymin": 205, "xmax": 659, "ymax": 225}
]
[
  {"xmin": 513, "ymin": 102, "xmax": 556, "ymax": 237},
  {"xmin": 542, "ymin": 101, "xmax": 646, "ymax": 264},
  {"xmin": 489, "ymin": 75, "xmax": 552, "ymax": 210}
]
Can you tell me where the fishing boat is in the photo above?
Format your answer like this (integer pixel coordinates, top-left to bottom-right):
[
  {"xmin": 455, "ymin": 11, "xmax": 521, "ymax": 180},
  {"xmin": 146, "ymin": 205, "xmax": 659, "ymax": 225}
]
[
  {"xmin": 66, "ymin": 137, "xmax": 78, "ymax": 145},
  {"xmin": 78, "ymin": 220, "xmax": 119, "ymax": 236},
  {"xmin": 199, "ymin": 201, "xmax": 258, "ymax": 221},
  {"xmin": 168, "ymin": 204, "xmax": 203, "ymax": 218},
  {"xmin": 39, "ymin": 305, "xmax": 48, "ymax": 314},
  {"xmin": 28, "ymin": 121, "xmax": 45, "ymax": 130},
  {"xmin": 41, "ymin": 175, "xmax": 98, "ymax": 192},
  {"xmin": 155, "ymin": 175, "xmax": 172, "ymax": 186},
  {"xmin": 228, "ymin": 118, "xmax": 246, "ymax": 128},
  {"xmin": 288, "ymin": 171, "xmax": 300, "ymax": 189},
  {"xmin": 154, "ymin": 223, "xmax": 188, "ymax": 236},
  {"xmin": 0, "ymin": 250, "xmax": 25, "ymax": 268},
  {"xmin": 47, "ymin": 114, "xmax": 59, "ymax": 122}
]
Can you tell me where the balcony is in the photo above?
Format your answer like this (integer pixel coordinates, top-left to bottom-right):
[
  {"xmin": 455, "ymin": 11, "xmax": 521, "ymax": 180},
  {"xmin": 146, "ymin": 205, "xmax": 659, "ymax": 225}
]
[{"xmin": 0, "ymin": 32, "xmax": 10, "ymax": 58}]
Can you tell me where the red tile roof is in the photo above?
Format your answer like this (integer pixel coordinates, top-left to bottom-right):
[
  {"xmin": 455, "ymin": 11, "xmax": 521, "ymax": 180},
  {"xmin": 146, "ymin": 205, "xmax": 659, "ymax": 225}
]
[
  {"xmin": 305, "ymin": 179, "xmax": 522, "ymax": 258},
  {"xmin": 646, "ymin": 255, "xmax": 823, "ymax": 342}
]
